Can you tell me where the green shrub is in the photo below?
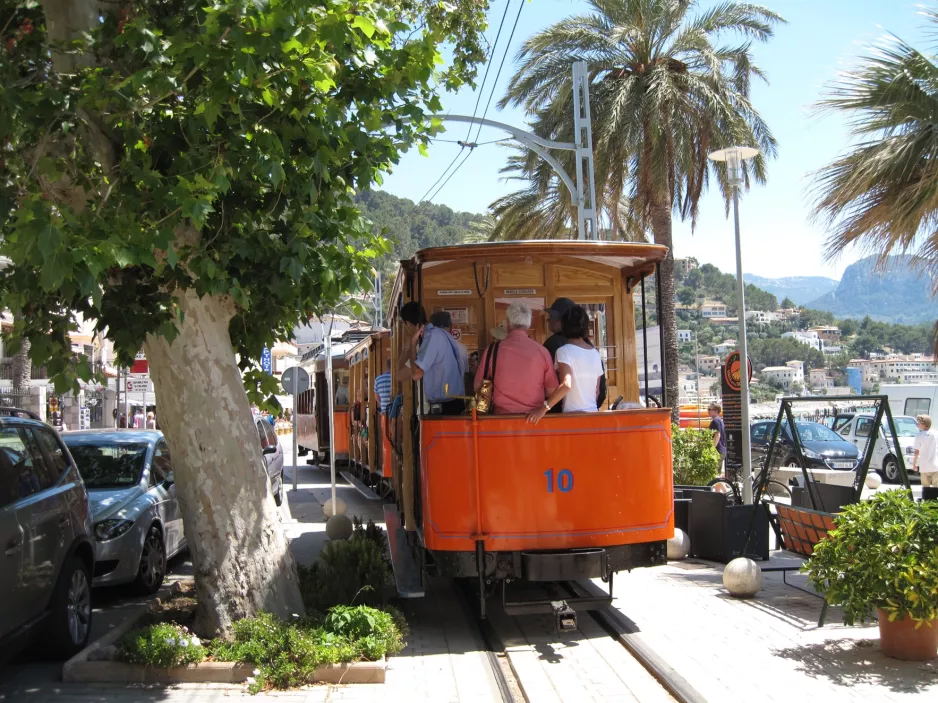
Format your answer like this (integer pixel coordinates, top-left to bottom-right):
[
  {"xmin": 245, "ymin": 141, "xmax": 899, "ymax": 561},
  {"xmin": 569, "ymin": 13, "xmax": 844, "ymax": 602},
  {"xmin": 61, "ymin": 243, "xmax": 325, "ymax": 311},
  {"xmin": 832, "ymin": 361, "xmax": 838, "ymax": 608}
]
[
  {"xmin": 119, "ymin": 623, "xmax": 206, "ymax": 668},
  {"xmin": 209, "ymin": 606, "xmax": 404, "ymax": 693},
  {"xmin": 672, "ymin": 425, "xmax": 721, "ymax": 486},
  {"xmin": 804, "ymin": 490, "xmax": 938, "ymax": 626},
  {"xmin": 299, "ymin": 534, "xmax": 392, "ymax": 612}
]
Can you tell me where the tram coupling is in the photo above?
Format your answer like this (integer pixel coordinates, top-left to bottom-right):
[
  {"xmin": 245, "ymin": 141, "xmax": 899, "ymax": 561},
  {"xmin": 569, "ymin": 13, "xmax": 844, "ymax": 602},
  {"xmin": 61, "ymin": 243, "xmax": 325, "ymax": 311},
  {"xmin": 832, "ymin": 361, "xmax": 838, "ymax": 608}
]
[{"xmin": 551, "ymin": 600, "xmax": 577, "ymax": 633}]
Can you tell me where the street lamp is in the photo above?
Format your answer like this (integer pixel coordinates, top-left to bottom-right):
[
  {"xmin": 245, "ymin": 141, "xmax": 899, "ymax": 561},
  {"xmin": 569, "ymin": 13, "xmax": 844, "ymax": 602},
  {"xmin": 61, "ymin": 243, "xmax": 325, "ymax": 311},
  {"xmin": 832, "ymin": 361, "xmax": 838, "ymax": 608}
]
[{"xmin": 708, "ymin": 146, "xmax": 758, "ymax": 504}]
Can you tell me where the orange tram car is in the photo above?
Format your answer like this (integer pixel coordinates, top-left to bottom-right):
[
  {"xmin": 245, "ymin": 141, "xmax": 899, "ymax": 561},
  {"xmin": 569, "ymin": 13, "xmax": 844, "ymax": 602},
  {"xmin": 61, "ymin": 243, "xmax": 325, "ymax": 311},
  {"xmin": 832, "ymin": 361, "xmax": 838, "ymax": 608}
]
[
  {"xmin": 295, "ymin": 328, "xmax": 373, "ymax": 466},
  {"xmin": 344, "ymin": 331, "xmax": 396, "ymax": 498},
  {"xmin": 383, "ymin": 241, "xmax": 674, "ymax": 624}
]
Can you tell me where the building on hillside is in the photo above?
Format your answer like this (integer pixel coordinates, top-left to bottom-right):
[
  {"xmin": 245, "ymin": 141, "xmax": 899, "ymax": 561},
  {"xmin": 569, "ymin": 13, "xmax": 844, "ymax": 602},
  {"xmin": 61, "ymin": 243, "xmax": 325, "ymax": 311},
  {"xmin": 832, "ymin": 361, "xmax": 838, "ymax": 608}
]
[
  {"xmin": 809, "ymin": 368, "xmax": 834, "ymax": 389},
  {"xmin": 677, "ymin": 329, "xmax": 693, "ymax": 343},
  {"xmin": 776, "ymin": 307, "xmax": 800, "ymax": 319},
  {"xmin": 897, "ymin": 371, "xmax": 938, "ymax": 384},
  {"xmin": 701, "ymin": 301, "xmax": 727, "ymax": 318},
  {"xmin": 746, "ymin": 310, "xmax": 780, "ymax": 324},
  {"xmin": 823, "ymin": 344, "xmax": 844, "ymax": 355},
  {"xmin": 782, "ymin": 329, "xmax": 822, "ymax": 351},
  {"xmin": 810, "ymin": 326, "xmax": 841, "ymax": 344},
  {"xmin": 845, "ymin": 366, "xmax": 863, "ymax": 394},
  {"xmin": 675, "ymin": 258, "xmax": 698, "ymax": 275},
  {"xmin": 713, "ymin": 339, "xmax": 737, "ymax": 355},
  {"xmin": 869, "ymin": 356, "xmax": 938, "ymax": 381},
  {"xmin": 697, "ymin": 355, "xmax": 721, "ymax": 373},
  {"xmin": 761, "ymin": 360, "xmax": 805, "ymax": 389},
  {"xmin": 294, "ymin": 314, "xmax": 373, "ymax": 358},
  {"xmin": 707, "ymin": 316, "xmax": 739, "ymax": 327}
]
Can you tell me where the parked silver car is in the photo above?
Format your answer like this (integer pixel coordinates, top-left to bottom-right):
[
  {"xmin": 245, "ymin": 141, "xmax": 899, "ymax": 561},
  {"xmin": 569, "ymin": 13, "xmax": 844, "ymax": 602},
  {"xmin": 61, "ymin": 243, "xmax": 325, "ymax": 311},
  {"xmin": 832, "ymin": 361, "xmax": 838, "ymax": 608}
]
[
  {"xmin": 254, "ymin": 415, "xmax": 285, "ymax": 505},
  {"xmin": 0, "ymin": 408, "xmax": 95, "ymax": 661},
  {"xmin": 62, "ymin": 430, "xmax": 185, "ymax": 594}
]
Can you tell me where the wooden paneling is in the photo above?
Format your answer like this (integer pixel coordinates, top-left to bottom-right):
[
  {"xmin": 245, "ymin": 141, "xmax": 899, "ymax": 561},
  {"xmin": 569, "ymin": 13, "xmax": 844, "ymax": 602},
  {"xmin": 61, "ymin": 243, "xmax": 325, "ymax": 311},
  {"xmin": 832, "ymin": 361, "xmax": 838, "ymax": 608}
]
[
  {"xmin": 493, "ymin": 263, "xmax": 546, "ymax": 288},
  {"xmin": 554, "ymin": 264, "xmax": 614, "ymax": 293}
]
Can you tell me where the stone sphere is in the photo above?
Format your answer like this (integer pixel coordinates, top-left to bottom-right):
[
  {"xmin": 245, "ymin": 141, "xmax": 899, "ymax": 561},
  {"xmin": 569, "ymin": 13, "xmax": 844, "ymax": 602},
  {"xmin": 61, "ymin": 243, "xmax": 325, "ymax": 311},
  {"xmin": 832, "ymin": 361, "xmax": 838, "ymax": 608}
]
[
  {"xmin": 667, "ymin": 528, "xmax": 691, "ymax": 560},
  {"xmin": 866, "ymin": 472, "xmax": 883, "ymax": 490},
  {"xmin": 326, "ymin": 513, "xmax": 354, "ymax": 541},
  {"xmin": 723, "ymin": 557, "xmax": 763, "ymax": 598},
  {"xmin": 323, "ymin": 497, "xmax": 346, "ymax": 518}
]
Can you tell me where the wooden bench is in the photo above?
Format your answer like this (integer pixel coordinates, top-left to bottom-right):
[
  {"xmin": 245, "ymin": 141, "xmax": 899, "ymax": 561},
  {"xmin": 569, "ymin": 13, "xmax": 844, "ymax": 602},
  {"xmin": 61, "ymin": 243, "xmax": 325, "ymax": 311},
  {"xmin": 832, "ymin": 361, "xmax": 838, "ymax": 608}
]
[{"xmin": 764, "ymin": 504, "xmax": 838, "ymax": 625}]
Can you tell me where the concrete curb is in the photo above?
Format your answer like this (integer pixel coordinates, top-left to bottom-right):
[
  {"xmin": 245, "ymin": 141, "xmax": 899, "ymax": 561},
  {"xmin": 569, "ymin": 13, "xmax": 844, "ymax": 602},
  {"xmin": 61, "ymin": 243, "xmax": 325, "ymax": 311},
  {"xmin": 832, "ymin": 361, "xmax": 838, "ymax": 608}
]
[{"xmin": 63, "ymin": 609, "xmax": 387, "ymax": 685}]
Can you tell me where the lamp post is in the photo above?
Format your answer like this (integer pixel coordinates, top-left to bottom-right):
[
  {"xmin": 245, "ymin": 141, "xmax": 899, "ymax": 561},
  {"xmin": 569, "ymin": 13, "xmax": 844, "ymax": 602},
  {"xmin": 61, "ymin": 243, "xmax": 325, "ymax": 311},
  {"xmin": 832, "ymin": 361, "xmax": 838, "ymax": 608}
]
[{"xmin": 708, "ymin": 146, "xmax": 758, "ymax": 504}]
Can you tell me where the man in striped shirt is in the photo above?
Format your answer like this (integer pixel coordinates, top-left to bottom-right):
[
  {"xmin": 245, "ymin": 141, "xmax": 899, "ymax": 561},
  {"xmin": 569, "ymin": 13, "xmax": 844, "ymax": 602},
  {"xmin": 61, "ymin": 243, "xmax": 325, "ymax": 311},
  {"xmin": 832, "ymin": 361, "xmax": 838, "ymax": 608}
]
[{"xmin": 374, "ymin": 359, "xmax": 393, "ymax": 414}]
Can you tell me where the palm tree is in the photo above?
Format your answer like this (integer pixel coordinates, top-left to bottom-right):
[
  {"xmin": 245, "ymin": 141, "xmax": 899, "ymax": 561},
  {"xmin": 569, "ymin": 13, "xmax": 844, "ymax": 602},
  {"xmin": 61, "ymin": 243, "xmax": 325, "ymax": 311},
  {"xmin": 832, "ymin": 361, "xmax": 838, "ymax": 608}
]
[
  {"xmin": 812, "ymin": 10, "xmax": 938, "ymax": 317},
  {"xmin": 498, "ymin": 0, "xmax": 781, "ymax": 418}
]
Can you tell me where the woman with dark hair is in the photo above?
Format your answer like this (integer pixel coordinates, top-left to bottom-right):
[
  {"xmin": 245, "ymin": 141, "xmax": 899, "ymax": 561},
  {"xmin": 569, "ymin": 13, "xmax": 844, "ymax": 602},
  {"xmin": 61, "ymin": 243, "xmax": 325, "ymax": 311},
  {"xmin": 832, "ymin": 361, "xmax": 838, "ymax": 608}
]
[{"xmin": 527, "ymin": 305, "xmax": 603, "ymax": 424}]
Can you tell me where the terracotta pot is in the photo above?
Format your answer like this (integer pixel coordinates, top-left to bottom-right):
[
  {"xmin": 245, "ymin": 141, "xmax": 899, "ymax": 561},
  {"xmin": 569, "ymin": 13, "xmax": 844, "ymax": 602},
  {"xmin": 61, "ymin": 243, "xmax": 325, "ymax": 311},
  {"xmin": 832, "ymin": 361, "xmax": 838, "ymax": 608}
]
[{"xmin": 877, "ymin": 609, "xmax": 938, "ymax": 661}]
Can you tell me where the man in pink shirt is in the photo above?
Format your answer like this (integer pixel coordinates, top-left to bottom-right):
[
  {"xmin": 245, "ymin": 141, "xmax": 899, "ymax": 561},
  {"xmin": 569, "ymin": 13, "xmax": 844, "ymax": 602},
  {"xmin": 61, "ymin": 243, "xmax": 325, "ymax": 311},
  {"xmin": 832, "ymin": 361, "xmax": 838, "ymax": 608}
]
[{"xmin": 474, "ymin": 302, "xmax": 558, "ymax": 414}]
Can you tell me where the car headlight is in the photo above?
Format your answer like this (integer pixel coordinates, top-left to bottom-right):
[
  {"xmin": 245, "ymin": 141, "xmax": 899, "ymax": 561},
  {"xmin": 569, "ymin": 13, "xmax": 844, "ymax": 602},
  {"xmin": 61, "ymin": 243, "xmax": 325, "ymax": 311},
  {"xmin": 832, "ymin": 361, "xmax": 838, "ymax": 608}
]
[
  {"xmin": 802, "ymin": 448, "xmax": 822, "ymax": 460},
  {"xmin": 94, "ymin": 518, "xmax": 135, "ymax": 542}
]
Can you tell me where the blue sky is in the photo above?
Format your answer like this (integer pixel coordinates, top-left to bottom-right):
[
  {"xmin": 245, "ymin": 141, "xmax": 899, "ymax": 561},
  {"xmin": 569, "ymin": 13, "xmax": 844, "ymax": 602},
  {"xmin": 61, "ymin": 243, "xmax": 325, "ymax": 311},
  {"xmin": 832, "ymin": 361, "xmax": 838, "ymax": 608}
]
[{"xmin": 379, "ymin": 0, "xmax": 931, "ymax": 280}]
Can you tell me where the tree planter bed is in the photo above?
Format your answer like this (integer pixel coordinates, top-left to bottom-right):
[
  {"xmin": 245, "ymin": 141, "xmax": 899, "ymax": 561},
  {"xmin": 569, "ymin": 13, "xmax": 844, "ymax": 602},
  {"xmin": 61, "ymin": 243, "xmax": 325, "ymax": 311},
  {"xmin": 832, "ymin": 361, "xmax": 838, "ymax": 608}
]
[{"xmin": 64, "ymin": 608, "xmax": 387, "ymax": 685}]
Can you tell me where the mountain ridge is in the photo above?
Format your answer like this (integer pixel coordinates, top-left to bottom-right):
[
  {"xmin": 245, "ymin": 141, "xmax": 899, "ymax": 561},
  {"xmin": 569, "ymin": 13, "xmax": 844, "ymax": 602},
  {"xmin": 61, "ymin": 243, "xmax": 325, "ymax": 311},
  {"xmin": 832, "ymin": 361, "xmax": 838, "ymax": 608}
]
[{"xmin": 743, "ymin": 273, "xmax": 839, "ymax": 306}]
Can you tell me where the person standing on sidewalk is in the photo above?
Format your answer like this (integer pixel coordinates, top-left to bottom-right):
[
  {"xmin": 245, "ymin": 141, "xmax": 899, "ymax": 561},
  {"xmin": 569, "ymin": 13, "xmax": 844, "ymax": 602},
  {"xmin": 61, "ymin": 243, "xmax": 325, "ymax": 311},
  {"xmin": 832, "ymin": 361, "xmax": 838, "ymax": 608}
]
[
  {"xmin": 709, "ymin": 403, "xmax": 727, "ymax": 476},
  {"xmin": 912, "ymin": 414, "xmax": 938, "ymax": 487}
]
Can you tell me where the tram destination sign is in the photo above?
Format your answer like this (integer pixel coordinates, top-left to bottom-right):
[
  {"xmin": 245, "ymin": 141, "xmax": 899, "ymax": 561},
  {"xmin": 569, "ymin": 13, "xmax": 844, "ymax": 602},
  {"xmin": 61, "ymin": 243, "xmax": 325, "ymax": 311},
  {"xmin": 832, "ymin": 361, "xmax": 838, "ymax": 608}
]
[{"xmin": 436, "ymin": 289, "xmax": 473, "ymax": 296}]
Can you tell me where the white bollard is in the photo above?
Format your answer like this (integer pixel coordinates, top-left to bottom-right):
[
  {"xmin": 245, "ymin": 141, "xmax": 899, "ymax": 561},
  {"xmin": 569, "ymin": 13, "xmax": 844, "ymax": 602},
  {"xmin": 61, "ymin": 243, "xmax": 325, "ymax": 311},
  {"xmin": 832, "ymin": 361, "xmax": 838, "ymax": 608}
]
[
  {"xmin": 324, "ymin": 497, "xmax": 346, "ymax": 518},
  {"xmin": 667, "ymin": 528, "xmax": 691, "ymax": 560},
  {"xmin": 723, "ymin": 557, "xmax": 763, "ymax": 598},
  {"xmin": 865, "ymin": 472, "xmax": 883, "ymax": 490},
  {"xmin": 326, "ymin": 513, "xmax": 354, "ymax": 541}
]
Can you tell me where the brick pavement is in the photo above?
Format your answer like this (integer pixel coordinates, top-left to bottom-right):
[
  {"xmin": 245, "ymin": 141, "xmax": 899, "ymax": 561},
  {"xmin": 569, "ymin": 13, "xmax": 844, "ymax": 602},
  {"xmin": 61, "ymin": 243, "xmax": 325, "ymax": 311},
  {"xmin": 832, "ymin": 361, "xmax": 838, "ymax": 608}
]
[{"xmin": 601, "ymin": 555, "xmax": 938, "ymax": 703}]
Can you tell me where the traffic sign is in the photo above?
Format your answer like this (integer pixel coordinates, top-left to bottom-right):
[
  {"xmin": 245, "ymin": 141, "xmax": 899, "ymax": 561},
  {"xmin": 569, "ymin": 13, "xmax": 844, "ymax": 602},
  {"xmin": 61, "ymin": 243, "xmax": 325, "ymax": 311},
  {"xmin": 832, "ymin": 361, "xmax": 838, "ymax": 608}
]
[{"xmin": 281, "ymin": 366, "xmax": 310, "ymax": 395}]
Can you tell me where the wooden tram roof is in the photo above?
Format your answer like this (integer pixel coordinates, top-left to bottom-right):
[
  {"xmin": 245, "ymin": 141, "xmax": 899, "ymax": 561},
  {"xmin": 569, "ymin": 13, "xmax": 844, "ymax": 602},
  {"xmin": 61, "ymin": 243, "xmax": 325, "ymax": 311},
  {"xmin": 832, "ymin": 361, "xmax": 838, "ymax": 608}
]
[
  {"xmin": 345, "ymin": 329, "xmax": 389, "ymax": 363},
  {"xmin": 412, "ymin": 240, "xmax": 668, "ymax": 270},
  {"xmin": 388, "ymin": 240, "xmax": 669, "ymax": 318}
]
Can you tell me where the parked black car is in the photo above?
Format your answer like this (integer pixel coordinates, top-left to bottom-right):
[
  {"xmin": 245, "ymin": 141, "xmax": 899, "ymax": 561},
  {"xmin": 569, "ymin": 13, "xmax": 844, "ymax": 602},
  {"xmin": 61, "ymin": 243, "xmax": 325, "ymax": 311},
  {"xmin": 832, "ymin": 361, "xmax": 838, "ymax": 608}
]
[
  {"xmin": 0, "ymin": 408, "xmax": 94, "ymax": 662},
  {"xmin": 750, "ymin": 420, "xmax": 860, "ymax": 471}
]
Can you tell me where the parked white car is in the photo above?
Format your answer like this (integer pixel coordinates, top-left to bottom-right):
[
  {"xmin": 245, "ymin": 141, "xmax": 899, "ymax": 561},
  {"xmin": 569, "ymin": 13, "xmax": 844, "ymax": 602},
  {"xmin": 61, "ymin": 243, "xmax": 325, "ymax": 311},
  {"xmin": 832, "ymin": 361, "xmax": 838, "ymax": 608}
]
[{"xmin": 831, "ymin": 413, "xmax": 919, "ymax": 483}]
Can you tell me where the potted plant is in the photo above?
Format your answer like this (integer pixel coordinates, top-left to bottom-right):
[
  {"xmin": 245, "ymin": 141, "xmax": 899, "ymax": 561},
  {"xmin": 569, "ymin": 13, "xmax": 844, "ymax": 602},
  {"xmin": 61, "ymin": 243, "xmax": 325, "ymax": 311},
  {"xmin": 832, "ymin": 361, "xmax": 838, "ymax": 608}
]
[
  {"xmin": 671, "ymin": 426, "xmax": 721, "ymax": 534},
  {"xmin": 804, "ymin": 490, "xmax": 938, "ymax": 660}
]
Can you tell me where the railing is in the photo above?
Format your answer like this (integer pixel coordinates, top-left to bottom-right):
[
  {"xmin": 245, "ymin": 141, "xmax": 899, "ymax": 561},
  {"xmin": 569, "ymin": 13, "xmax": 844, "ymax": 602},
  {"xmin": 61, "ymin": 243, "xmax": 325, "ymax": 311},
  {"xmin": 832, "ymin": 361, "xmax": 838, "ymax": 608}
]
[{"xmin": 0, "ymin": 359, "xmax": 49, "ymax": 380}]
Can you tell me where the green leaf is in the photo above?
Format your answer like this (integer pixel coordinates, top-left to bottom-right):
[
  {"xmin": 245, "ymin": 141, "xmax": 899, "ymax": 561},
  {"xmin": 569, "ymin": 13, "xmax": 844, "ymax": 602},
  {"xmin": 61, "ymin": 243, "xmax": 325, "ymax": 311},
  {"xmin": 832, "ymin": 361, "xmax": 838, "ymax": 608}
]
[
  {"xmin": 166, "ymin": 246, "xmax": 178, "ymax": 270},
  {"xmin": 270, "ymin": 162, "xmax": 285, "ymax": 188},
  {"xmin": 39, "ymin": 248, "xmax": 71, "ymax": 291},
  {"xmin": 262, "ymin": 88, "xmax": 274, "ymax": 107},
  {"xmin": 351, "ymin": 15, "xmax": 376, "ymax": 39}
]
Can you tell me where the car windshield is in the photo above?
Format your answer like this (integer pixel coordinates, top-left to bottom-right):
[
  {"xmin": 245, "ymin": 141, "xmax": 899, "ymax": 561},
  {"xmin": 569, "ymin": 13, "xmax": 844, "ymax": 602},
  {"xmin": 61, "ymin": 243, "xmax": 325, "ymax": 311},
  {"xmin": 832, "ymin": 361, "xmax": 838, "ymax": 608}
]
[
  {"xmin": 65, "ymin": 441, "xmax": 149, "ymax": 488},
  {"xmin": 893, "ymin": 417, "xmax": 920, "ymax": 438},
  {"xmin": 793, "ymin": 423, "xmax": 843, "ymax": 442}
]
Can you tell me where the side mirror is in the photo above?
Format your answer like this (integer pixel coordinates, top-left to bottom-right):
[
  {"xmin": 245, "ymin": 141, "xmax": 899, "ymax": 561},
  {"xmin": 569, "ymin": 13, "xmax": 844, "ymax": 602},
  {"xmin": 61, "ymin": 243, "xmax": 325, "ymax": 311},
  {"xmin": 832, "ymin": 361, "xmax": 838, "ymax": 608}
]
[
  {"xmin": 163, "ymin": 471, "xmax": 175, "ymax": 487},
  {"xmin": 263, "ymin": 445, "xmax": 278, "ymax": 456}
]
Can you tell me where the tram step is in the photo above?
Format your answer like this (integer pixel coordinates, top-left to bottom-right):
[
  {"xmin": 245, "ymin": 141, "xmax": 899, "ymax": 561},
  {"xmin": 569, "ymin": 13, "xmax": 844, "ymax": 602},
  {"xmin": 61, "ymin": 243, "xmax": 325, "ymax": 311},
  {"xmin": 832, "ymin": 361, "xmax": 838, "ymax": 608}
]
[
  {"xmin": 339, "ymin": 471, "xmax": 382, "ymax": 501},
  {"xmin": 383, "ymin": 504, "xmax": 425, "ymax": 598}
]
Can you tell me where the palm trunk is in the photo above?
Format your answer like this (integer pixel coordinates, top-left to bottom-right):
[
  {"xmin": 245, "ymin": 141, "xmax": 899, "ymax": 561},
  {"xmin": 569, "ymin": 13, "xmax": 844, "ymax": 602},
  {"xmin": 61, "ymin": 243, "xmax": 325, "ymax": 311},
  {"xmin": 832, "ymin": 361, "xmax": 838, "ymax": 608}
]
[
  {"xmin": 144, "ymin": 289, "xmax": 304, "ymax": 637},
  {"xmin": 650, "ymin": 204, "xmax": 680, "ymax": 424},
  {"xmin": 11, "ymin": 314, "xmax": 31, "ymax": 397}
]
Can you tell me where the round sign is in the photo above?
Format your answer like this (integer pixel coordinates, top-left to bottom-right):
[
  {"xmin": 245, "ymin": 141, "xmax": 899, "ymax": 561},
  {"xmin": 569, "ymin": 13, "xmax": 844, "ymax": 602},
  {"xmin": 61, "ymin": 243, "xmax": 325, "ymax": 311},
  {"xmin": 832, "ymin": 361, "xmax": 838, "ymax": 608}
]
[
  {"xmin": 723, "ymin": 351, "xmax": 753, "ymax": 392},
  {"xmin": 281, "ymin": 366, "xmax": 311, "ymax": 395},
  {"xmin": 450, "ymin": 328, "xmax": 462, "ymax": 341}
]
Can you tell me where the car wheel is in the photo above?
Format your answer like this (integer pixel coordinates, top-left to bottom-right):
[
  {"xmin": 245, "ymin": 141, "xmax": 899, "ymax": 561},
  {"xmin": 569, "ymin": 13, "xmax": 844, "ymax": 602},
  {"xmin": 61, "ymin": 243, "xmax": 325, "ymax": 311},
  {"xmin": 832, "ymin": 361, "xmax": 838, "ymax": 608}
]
[
  {"xmin": 48, "ymin": 555, "xmax": 93, "ymax": 658},
  {"xmin": 784, "ymin": 458, "xmax": 800, "ymax": 468},
  {"xmin": 133, "ymin": 526, "xmax": 166, "ymax": 595},
  {"xmin": 883, "ymin": 456, "xmax": 900, "ymax": 484},
  {"xmin": 274, "ymin": 473, "xmax": 284, "ymax": 506}
]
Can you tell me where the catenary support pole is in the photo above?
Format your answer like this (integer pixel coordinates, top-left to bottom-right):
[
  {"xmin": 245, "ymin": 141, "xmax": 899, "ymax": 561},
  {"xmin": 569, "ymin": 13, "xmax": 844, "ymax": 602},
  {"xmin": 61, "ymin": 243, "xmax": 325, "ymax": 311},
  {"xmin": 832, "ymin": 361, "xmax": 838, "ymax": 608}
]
[
  {"xmin": 733, "ymin": 186, "xmax": 754, "ymax": 505},
  {"xmin": 292, "ymin": 371, "xmax": 298, "ymax": 492}
]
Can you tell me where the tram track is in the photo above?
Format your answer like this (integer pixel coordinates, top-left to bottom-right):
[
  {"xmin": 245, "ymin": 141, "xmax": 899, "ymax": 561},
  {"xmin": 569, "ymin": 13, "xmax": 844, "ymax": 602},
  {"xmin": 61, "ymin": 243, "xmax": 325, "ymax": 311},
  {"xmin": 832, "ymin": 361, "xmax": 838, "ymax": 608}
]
[{"xmin": 454, "ymin": 577, "xmax": 705, "ymax": 703}]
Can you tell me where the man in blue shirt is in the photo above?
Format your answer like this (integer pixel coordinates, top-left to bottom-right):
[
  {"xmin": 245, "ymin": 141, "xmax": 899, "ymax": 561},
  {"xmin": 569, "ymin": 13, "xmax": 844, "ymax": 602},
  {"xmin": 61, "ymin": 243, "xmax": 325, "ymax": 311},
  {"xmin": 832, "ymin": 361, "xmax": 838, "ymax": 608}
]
[
  {"xmin": 709, "ymin": 402, "xmax": 727, "ymax": 476},
  {"xmin": 398, "ymin": 305, "xmax": 468, "ymax": 415},
  {"xmin": 374, "ymin": 359, "xmax": 393, "ymax": 414}
]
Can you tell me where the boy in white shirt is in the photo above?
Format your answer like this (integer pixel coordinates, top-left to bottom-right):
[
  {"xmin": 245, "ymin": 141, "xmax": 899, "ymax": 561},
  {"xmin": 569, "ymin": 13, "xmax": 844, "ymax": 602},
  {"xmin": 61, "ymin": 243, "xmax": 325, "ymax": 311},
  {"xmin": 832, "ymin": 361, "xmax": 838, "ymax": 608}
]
[{"xmin": 912, "ymin": 414, "xmax": 938, "ymax": 487}]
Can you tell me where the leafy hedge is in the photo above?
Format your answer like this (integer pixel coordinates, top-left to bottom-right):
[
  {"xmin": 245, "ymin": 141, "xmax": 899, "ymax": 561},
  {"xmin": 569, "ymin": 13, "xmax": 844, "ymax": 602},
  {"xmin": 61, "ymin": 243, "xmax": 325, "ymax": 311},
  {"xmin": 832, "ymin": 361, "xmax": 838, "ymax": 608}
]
[
  {"xmin": 672, "ymin": 425, "xmax": 721, "ymax": 486},
  {"xmin": 119, "ymin": 623, "xmax": 205, "ymax": 668}
]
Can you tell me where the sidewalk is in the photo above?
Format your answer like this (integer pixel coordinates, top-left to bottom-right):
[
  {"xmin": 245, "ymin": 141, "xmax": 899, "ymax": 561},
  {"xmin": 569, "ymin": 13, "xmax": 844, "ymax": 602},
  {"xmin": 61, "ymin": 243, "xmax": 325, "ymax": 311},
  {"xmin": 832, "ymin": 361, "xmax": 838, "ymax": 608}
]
[{"xmin": 601, "ymin": 555, "xmax": 937, "ymax": 703}]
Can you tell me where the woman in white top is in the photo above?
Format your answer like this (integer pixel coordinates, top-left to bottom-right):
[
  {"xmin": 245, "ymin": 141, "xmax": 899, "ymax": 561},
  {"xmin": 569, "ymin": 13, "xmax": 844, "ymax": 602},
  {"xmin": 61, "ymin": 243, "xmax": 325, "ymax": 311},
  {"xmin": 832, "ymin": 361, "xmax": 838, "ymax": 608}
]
[{"xmin": 527, "ymin": 305, "xmax": 603, "ymax": 423}]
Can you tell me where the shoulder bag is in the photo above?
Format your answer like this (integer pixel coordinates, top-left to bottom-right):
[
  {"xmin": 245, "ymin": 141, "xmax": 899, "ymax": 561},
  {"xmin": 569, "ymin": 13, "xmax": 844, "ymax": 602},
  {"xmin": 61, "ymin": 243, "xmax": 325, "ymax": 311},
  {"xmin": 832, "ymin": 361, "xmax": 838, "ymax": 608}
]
[{"xmin": 475, "ymin": 341, "xmax": 500, "ymax": 414}]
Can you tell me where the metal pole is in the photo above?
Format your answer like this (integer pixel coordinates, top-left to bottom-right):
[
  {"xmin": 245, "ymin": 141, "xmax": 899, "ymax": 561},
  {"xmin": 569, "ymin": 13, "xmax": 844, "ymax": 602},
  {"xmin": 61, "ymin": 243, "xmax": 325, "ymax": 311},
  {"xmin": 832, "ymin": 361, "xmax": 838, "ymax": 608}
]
[
  {"xmin": 292, "ymin": 371, "xmax": 298, "ymax": 492},
  {"xmin": 325, "ymin": 317, "xmax": 337, "ymax": 509},
  {"xmin": 695, "ymin": 333, "xmax": 701, "ymax": 428},
  {"xmin": 732, "ymin": 186, "xmax": 754, "ymax": 504},
  {"xmin": 123, "ymin": 368, "xmax": 129, "ymax": 428}
]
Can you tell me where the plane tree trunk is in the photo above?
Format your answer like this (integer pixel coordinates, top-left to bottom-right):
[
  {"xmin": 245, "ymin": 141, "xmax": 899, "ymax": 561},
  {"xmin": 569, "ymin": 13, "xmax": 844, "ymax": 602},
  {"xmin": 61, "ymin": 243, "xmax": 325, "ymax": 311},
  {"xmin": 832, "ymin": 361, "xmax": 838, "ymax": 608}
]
[{"xmin": 144, "ymin": 288, "xmax": 304, "ymax": 637}]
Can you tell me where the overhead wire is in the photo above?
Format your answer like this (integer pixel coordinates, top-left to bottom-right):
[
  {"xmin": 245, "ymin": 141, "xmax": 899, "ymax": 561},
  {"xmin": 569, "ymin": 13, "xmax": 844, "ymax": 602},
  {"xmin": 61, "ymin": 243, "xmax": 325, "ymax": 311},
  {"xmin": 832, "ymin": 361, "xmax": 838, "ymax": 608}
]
[
  {"xmin": 473, "ymin": 0, "xmax": 526, "ymax": 144},
  {"xmin": 420, "ymin": 0, "xmax": 525, "ymax": 203}
]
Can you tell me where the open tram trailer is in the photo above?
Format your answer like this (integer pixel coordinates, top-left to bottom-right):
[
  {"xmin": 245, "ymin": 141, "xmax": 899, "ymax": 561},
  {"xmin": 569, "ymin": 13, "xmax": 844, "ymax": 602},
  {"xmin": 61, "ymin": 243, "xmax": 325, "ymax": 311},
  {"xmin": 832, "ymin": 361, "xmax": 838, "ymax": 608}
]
[
  {"xmin": 345, "ymin": 331, "xmax": 395, "ymax": 498},
  {"xmin": 295, "ymin": 328, "xmax": 373, "ymax": 465},
  {"xmin": 385, "ymin": 241, "xmax": 675, "ymax": 626}
]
